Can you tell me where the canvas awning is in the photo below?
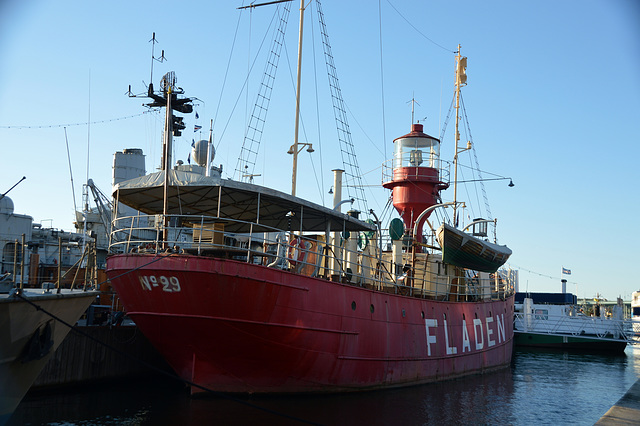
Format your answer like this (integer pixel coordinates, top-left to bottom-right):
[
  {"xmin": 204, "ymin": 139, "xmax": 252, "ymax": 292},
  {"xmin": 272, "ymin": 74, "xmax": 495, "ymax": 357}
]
[{"xmin": 113, "ymin": 170, "xmax": 375, "ymax": 234}]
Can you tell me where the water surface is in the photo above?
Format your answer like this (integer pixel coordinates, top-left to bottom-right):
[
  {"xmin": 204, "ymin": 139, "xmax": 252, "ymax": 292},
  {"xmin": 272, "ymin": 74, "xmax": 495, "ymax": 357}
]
[{"xmin": 9, "ymin": 346, "xmax": 640, "ymax": 425}]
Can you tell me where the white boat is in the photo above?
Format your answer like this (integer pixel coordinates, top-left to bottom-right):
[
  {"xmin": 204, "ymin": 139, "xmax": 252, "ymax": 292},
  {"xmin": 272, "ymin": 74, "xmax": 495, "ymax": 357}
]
[
  {"xmin": 631, "ymin": 290, "xmax": 640, "ymax": 340},
  {"xmin": 513, "ymin": 292, "xmax": 631, "ymax": 353},
  {"xmin": 631, "ymin": 290, "xmax": 640, "ymax": 319}
]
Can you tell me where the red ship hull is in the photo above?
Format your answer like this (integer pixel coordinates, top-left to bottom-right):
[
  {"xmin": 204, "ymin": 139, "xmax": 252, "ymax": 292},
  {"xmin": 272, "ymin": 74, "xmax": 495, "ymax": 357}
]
[{"xmin": 107, "ymin": 253, "xmax": 514, "ymax": 393}]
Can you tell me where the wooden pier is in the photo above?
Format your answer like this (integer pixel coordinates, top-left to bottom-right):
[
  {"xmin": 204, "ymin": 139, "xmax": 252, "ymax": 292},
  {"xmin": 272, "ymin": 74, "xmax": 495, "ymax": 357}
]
[{"xmin": 33, "ymin": 325, "xmax": 172, "ymax": 388}]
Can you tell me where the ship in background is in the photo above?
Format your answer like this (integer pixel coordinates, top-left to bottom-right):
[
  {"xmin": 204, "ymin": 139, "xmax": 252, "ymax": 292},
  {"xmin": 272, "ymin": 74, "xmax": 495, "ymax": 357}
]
[
  {"xmin": 514, "ymin": 291, "xmax": 631, "ymax": 353},
  {"xmin": 0, "ymin": 189, "xmax": 97, "ymax": 425},
  {"xmin": 105, "ymin": 1, "xmax": 515, "ymax": 393}
]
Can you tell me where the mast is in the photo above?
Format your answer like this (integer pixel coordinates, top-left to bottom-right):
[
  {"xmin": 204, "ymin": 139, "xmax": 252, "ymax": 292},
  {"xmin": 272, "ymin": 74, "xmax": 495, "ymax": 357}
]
[
  {"xmin": 162, "ymin": 84, "xmax": 173, "ymax": 246},
  {"xmin": 142, "ymin": 71, "xmax": 192, "ymax": 246},
  {"xmin": 452, "ymin": 44, "xmax": 468, "ymax": 226},
  {"xmin": 291, "ymin": 0, "xmax": 305, "ymax": 196},
  {"xmin": 126, "ymin": 36, "xmax": 193, "ymax": 247}
]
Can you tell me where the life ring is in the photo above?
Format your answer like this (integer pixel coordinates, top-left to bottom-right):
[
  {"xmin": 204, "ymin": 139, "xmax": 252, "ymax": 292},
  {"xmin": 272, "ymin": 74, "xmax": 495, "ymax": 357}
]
[
  {"xmin": 357, "ymin": 232, "xmax": 369, "ymax": 250},
  {"xmin": 287, "ymin": 238, "xmax": 306, "ymax": 266}
]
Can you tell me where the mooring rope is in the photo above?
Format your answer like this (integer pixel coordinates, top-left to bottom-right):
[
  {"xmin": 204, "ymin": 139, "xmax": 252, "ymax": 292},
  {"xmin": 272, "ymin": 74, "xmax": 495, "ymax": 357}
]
[{"xmin": 15, "ymin": 256, "xmax": 322, "ymax": 425}]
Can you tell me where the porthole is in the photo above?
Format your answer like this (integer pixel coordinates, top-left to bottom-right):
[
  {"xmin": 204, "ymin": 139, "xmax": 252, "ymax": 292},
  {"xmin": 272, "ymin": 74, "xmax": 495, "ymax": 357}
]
[
  {"xmin": 402, "ymin": 308, "xmax": 406, "ymax": 318},
  {"xmin": 370, "ymin": 304, "xmax": 375, "ymax": 314},
  {"xmin": 351, "ymin": 301, "xmax": 356, "ymax": 311}
]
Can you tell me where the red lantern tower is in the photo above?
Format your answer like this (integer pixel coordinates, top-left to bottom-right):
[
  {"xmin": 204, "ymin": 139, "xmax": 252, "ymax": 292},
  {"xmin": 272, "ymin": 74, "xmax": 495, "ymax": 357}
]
[{"xmin": 383, "ymin": 123, "xmax": 449, "ymax": 245}]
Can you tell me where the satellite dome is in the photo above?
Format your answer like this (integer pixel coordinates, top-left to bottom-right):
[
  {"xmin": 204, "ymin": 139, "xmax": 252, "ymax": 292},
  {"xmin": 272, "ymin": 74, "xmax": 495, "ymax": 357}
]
[
  {"xmin": 192, "ymin": 139, "xmax": 215, "ymax": 167},
  {"xmin": 0, "ymin": 196, "xmax": 14, "ymax": 214}
]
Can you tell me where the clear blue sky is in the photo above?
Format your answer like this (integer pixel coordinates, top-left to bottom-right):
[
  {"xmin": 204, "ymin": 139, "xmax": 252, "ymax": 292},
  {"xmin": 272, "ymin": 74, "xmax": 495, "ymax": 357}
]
[{"xmin": 1, "ymin": 0, "xmax": 638, "ymax": 300}]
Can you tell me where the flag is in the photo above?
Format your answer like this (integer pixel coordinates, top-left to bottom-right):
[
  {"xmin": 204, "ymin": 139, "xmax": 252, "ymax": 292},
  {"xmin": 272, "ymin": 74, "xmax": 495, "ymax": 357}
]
[
  {"xmin": 562, "ymin": 267, "xmax": 571, "ymax": 275},
  {"xmin": 457, "ymin": 56, "xmax": 467, "ymax": 85},
  {"xmin": 195, "ymin": 112, "xmax": 199, "ymax": 119},
  {"xmin": 194, "ymin": 125, "xmax": 202, "ymax": 132},
  {"xmin": 191, "ymin": 139, "xmax": 195, "ymax": 147}
]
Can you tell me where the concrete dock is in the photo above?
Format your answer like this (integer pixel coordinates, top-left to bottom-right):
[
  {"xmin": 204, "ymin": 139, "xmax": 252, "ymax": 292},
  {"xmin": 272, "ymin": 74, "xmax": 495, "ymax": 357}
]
[{"xmin": 596, "ymin": 380, "xmax": 640, "ymax": 425}]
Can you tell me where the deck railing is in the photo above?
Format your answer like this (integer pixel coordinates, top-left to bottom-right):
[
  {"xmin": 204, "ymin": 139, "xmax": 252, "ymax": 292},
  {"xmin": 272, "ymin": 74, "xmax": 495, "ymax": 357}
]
[
  {"xmin": 513, "ymin": 311, "xmax": 637, "ymax": 344},
  {"xmin": 109, "ymin": 213, "xmax": 515, "ymax": 301}
]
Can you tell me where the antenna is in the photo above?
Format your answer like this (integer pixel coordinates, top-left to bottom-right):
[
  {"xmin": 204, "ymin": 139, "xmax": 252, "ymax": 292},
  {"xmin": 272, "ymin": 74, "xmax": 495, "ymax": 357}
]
[
  {"xmin": 148, "ymin": 32, "xmax": 166, "ymax": 96},
  {"xmin": 407, "ymin": 96, "xmax": 420, "ymax": 124},
  {"xmin": 149, "ymin": 32, "xmax": 157, "ymax": 86},
  {"xmin": 63, "ymin": 127, "xmax": 78, "ymax": 215}
]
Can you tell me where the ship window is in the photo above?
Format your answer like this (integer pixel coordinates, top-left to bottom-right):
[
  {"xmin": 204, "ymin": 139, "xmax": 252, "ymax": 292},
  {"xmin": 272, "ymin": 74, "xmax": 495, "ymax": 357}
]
[
  {"xmin": 370, "ymin": 304, "xmax": 375, "ymax": 314},
  {"xmin": 3, "ymin": 242, "xmax": 23, "ymax": 265},
  {"xmin": 402, "ymin": 308, "xmax": 406, "ymax": 318},
  {"xmin": 351, "ymin": 301, "xmax": 356, "ymax": 311},
  {"xmin": 534, "ymin": 309, "xmax": 548, "ymax": 320}
]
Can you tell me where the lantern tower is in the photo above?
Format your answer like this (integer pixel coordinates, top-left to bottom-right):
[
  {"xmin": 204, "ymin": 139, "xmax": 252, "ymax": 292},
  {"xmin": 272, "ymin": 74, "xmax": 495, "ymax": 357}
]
[{"xmin": 382, "ymin": 123, "xmax": 449, "ymax": 245}]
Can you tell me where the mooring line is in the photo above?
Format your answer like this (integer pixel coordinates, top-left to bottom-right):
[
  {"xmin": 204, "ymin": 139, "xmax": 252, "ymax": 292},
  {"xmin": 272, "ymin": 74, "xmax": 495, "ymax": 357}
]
[{"xmin": 16, "ymin": 267, "xmax": 322, "ymax": 425}]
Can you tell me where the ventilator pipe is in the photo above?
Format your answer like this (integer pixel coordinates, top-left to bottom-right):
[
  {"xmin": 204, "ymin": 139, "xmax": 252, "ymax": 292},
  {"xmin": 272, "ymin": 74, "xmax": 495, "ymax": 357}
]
[
  {"xmin": 331, "ymin": 169, "xmax": 344, "ymax": 210},
  {"xmin": 334, "ymin": 198, "xmax": 355, "ymax": 210},
  {"xmin": 329, "ymin": 169, "xmax": 346, "ymax": 277}
]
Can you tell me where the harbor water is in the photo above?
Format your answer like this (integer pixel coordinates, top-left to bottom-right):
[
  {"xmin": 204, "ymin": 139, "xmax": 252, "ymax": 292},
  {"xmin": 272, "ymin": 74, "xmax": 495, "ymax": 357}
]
[{"xmin": 8, "ymin": 346, "xmax": 640, "ymax": 425}]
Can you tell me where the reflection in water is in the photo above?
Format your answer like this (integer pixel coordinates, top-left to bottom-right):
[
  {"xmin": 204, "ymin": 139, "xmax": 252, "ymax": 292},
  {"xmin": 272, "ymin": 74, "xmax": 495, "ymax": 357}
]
[{"xmin": 9, "ymin": 347, "xmax": 640, "ymax": 426}]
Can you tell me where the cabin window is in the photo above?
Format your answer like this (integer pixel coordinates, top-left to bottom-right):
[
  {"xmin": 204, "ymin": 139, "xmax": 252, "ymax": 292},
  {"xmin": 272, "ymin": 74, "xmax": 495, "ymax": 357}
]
[
  {"xmin": 370, "ymin": 304, "xmax": 375, "ymax": 314},
  {"xmin": 351, "ymin": 301, "xmax": 356, "ymax": 311},
  {"xmin": 2, "ymin": 242, "xmax": 23, "ymax": 266},
  {"xmin": 402, "ymin": 309, "xmax": 406, "ymax": 318},
  {"xmin": 534, "ymin": 309, "xmax": 548, "ymax": 320}
]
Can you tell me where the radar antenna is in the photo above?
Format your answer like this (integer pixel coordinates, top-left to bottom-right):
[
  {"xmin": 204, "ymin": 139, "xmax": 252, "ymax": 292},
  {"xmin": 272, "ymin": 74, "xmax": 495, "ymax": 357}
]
[{"xmin": 149, "ymin": 32, "xmax": 165, "ymax": 91}]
